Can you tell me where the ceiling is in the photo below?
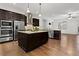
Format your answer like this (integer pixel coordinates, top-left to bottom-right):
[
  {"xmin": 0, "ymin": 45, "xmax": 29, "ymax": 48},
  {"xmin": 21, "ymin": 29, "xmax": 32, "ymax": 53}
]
[{"xmin": 0, "ymin": 3, "xmax": 79, "ymax": 19}]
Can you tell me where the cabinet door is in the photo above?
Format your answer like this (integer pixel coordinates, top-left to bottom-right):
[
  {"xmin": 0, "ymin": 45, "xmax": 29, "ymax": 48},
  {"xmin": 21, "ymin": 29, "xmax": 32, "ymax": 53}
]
[
  {"xmin": 53, "ymin": 30, "xmax": 61, "ymax": 40},
  {"xmin": 0, "ymin": 9, "xmax": 27, "ymax": 23},
  {"xmin": 5, "ymin": 11, "xmax": 12, "ymax": 20},
  {"xmin": 0, "ymin": 9, "xmax": 6, "ymax": 20}
]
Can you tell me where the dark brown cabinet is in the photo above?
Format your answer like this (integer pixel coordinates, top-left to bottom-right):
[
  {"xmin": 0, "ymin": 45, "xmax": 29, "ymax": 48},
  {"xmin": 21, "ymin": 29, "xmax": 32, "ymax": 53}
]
[
  {"xmin": 0, "ymin": 9, "xmax": 6, "ymax": 20},
  {"xmin": 53, "ymin": 30, "xmax": 61, "ymax": 40},
  {"xmin": 5, "ymin": 11, "xmax": 12, "ymax": 20},
  {"xmin": 18, "ymin": 31, "xmax": 48, "ymax": 52},
  {"xmin": 0, "ymin": 9, "xmax": 27, "ymax": 25}
]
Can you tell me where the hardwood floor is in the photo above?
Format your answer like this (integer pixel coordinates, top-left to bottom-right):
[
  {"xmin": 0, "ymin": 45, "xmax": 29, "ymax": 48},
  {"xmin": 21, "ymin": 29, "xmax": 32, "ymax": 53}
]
[{"xmin": 0, "ymin": 34, "xmax": 79, "ymax": 56}]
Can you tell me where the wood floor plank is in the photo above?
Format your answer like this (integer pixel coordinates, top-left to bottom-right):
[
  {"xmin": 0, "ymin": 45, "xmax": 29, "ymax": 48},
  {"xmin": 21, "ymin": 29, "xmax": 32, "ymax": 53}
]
[{"xmin": 0, "ymin": 34, "xmax": 79, "ymax": 56}]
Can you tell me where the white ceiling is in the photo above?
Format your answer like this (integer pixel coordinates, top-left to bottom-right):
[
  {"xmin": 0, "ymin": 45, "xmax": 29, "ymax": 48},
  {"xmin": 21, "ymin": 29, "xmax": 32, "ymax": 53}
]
[{"xmin": 0, "ymin": 3, "xmax": 79, "ymax": 19}]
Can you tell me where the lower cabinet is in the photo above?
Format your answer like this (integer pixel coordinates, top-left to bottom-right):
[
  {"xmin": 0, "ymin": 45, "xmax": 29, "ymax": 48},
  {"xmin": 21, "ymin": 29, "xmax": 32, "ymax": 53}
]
[
  {"xmin": 17, "ymin": 32, "xmax": 48, "ymax": 52},
  {"xmin": 53, "ymin": 30, "xmax": 61, "ymax": 40}
]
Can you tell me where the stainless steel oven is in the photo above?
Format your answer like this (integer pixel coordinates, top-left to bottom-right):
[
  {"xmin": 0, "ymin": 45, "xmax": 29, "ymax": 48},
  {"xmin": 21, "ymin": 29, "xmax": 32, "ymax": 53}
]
[
  {"xmin": 0, "ymin": 30, "xmax": 13, "ymax": 37},
  {"xmin": 0, "ymin": 20, "xmax": 13, "ymax": 42},
  {"xmin": 0, "ymin": 37, "xmax": 13, "ymax": 42}
]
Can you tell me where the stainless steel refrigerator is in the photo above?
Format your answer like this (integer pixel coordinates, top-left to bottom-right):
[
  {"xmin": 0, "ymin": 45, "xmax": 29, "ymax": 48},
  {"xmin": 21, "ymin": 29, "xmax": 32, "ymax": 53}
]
[{"xmin": 13, "ymin": 20, "xmax": 25, "ymax": 40}]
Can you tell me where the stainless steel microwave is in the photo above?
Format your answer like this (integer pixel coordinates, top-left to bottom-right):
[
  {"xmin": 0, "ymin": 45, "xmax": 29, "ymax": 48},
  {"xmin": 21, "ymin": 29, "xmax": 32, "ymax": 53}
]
[{"xmin": 1, "ymin": 20, "xmax": 13, "ymax": 26}]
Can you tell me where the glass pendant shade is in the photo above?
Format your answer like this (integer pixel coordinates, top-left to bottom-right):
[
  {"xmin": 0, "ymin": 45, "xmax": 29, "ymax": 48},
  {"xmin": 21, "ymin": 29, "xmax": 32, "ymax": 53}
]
[
  {"xmin": 26, "ymin": 3, "xmax": 32, "ymax": 25},
  {"xmin": 27, "ymin": 8, "xmax": 30, "ymax": 13},
  {"xmin": 25, "ymin": 3, "xmax": 33, "ymax": 30},
  {"xmin": 38, "ymin": 14, "xmax": 42, "ymax": 17}
]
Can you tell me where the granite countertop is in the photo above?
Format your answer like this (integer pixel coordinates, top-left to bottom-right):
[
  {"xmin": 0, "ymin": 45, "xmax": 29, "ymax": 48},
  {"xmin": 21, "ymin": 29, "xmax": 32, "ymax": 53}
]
[{"xmin": 18, "ymin": 31, "xmax": 48, "ymax": 34}]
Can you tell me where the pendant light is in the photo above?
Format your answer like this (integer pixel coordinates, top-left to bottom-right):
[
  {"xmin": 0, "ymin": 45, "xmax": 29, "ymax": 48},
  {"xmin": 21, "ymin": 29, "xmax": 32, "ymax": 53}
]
[
  {"xmin": 26, "ymin": 3, "xmax": 32, "ymax": 27},
  {"xmin": 38, "ymin": 3, "xmax": 42, "ymax": 17},
  {"xmin": 25, "ymin": 3, "xmax": 33, "ymax": 30},
  {"xmin": 27, "ymin": 3, "xmax": 30, "ymax": 13}
]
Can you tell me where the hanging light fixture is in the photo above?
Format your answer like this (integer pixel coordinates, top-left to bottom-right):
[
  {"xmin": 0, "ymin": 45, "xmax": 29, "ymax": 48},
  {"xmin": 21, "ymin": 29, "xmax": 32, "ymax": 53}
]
[
  {"xmin": 25, "ymin": 3, "xmax": 33, "ymax": 30},
  {"xmin": 26, "ymin": 3, "xmax": 32, "ymax": 25},
  {"xmin": 27, "ymin": 3, "xmax": 31, "ymax": 13},
  {"xmin": 38, "ymin": 3, "xmax": 42, "ymax": 17}
]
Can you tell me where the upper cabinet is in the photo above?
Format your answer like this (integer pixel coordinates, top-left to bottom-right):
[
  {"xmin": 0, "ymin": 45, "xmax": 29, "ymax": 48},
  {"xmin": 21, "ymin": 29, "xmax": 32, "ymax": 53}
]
[
  {"xmin": 0, "ymin": 9, "xmax": 27, "ymax": 25},
  {"xmin": 0, "ymin": 9, "xmax": 6, "ymax": 19}
]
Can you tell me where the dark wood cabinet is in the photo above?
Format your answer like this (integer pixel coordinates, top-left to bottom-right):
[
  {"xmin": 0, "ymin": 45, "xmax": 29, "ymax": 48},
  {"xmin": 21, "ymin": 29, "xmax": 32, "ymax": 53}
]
[
  {"xmin": 17, "ymin": 31, "xmax": 48, "ymax": 52},
  {"xmin": 5, "ymin": 11, "xmax": 12, "ymax": 20},
  {"xmin": 53, "ymin": 30, "xmax": 61, "ymax": 40},
  {"xmin": 0, "ymin": 9, "xmax": 6, "ymax": 20},
  {"xmin": 0, "ymin": 9, "xmax": 27, "ymax": 25}
]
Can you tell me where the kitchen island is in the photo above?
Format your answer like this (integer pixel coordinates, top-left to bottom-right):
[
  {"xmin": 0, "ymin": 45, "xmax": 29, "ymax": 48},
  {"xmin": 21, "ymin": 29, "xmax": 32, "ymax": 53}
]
[{"xmin": 17, "ymin": 31, "xmax": 48, "ymax": 52}]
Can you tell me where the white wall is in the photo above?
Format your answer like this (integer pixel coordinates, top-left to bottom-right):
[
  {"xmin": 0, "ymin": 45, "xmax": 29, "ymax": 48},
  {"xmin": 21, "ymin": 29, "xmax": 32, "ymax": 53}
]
[
  {"xmin": 39, "ymin": 18, "xmax": 45, "ymax": 29},
  {"xmin": 41, "ymin": 16, "xmax": 79, "ymax": 34},
  {"xmin": 66, "ymin": 19, "xmax": 78, "ymax": 34},
  {"xmin": 39, "ymin": 18, "xmax": 53, "ymax": 30}
]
